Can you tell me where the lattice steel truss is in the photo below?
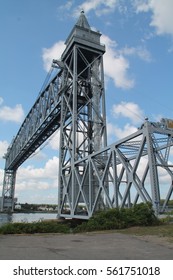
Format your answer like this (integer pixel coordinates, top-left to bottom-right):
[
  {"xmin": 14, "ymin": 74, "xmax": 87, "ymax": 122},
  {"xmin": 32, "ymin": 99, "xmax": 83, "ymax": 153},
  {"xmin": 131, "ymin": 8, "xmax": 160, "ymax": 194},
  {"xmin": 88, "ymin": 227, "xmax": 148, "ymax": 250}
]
[
  {"xmin": 57, "ymin": 12, "xmax": 107, "ymax": 218},
  {"xmin": 1, "ymin": 57, "xmax": 63, "ymax": 211},
  {"xmin": 1, "ymin": 12, "xmax": 173, "ymax": 217},
  {"xmin": 58, "ymin": 118, "xmax": 173, "ymax": 218}
]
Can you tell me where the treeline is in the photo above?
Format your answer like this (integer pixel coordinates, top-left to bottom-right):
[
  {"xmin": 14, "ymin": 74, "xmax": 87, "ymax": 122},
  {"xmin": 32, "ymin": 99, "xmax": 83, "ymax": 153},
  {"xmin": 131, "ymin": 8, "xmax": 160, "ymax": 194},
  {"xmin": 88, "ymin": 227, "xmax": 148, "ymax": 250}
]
[{"xmin": 14, "ymin": 203, "xmax": 57, "ymax": 212}]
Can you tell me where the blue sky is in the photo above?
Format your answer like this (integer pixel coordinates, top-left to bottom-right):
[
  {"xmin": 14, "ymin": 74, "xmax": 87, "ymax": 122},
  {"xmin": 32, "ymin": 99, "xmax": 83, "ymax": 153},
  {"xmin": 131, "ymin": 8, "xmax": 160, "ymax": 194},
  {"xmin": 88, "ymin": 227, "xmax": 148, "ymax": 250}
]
[{"xmin": 0, "ymin": 0, "xmax": 173, "ymax": 204}]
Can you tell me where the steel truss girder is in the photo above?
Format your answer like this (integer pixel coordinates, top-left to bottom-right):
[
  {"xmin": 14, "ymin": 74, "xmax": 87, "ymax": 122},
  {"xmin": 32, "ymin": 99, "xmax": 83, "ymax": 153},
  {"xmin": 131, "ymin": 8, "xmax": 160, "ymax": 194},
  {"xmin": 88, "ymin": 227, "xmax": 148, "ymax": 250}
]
[
  {"xmin": 59, "ymin": 120, "xmax": 173, "ymax": 218},
  {"xmin": 4, "ymin": 73, "xmax": 62, "ymax": 171},
  {"xmin": 1, "ymin": 70, "xmax": 63, "ymax": 211}
]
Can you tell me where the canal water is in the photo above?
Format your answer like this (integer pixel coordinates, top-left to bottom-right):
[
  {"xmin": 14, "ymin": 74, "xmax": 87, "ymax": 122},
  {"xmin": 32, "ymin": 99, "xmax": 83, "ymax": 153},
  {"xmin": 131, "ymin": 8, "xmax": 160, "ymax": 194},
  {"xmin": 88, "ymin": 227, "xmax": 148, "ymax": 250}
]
[{"xmin": 0, "ymin": 212, "xmax": 58, "ymax": 227}]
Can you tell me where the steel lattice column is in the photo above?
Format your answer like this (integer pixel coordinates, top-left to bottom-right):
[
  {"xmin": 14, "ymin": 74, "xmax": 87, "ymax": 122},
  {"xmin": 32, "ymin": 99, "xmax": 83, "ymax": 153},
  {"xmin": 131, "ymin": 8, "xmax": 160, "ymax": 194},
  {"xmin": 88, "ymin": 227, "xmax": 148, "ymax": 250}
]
[
  {"xmin": 144, "ymin": 121, "xmax": 160, "ymax": 215},
  {"xmin": 58, "ymin": 11, "xmax": 107, "ymax": 218},
  {"xmin": 1, "ymin": 169, "xmax": 16, "ymax": 211}
]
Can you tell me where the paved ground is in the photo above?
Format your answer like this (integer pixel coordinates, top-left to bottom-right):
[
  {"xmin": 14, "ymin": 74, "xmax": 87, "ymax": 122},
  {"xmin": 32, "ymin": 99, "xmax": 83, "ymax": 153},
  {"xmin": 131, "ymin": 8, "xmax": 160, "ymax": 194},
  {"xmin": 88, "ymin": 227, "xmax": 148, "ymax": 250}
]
[{"xmin": 0, "ymin": 231, "xmax": 173, "ymax": 260}]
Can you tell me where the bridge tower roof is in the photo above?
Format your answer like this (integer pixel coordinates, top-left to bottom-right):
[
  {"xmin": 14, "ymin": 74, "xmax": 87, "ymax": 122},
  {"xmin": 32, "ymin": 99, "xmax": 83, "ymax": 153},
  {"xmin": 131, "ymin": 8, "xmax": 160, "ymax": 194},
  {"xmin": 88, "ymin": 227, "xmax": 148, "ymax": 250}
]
[
  {"xmin": 63, "ymin": 10, "xmax": 104, "ymax": 59},
  {"xmin": 76, "ymin": 10, "xmax": 91, "ymax": 29}
]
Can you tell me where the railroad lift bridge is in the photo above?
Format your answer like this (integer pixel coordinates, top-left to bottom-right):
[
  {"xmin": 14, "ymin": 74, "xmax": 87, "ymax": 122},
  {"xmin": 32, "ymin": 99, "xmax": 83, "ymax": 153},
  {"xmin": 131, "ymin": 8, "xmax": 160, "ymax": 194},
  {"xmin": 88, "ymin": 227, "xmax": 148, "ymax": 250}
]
[{"xmin": 1, "ymin": 11, "xmax": 173, "ymax": 218}]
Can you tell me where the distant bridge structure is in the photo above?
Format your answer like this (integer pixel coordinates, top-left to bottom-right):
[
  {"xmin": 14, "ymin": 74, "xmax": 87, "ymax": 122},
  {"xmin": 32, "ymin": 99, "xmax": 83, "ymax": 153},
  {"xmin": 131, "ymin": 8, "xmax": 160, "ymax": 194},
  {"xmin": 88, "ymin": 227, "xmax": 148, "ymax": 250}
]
[{"xmin": 1, "ymin": 11, "xmax": 173, "ymax": 217}]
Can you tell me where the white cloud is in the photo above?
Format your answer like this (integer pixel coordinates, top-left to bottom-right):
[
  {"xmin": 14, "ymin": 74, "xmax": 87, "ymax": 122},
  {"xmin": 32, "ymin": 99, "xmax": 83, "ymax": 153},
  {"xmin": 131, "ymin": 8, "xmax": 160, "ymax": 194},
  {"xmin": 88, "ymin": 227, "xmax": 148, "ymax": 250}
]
[
  {"xmin": 48, "ymin": 131, "xmax": 60, "ymax": 150},
  {"xmin": 18, "ymin": 156, "xmax": 59, "ymax": 182},
  {"xmin": 0, "ymin": 156, "xmax": 59, "ymax": 203},
  {"xmin": 42, "ymin": 18, "xmax": 153, "ymax": 91},
  {"xmin": 102, "ymin": 40, "xmax": 152, "ymax": 89},
  {"xmin": 16, "ymin": 156, "xmax": 59, "ymax": 192},
  {"xmin": 60, "ymin": 0, "xmax": 73, "ymax": 11},
  {"xmin": 120, "ymin": 46, "xmax": 152, "ymax": 62},
  {"xmin": 101, "ymin": 35, "xmax": 135, "ymax": 89},
  {"xmin": 42, "ymin": 35, "xmax": 135, "ymax": 89},
  {"xmin": 42, "ymin": 41, "xmax": 66, "ymax": 72},
  {"xmin": 134, "ymin": 0, "xmax": 173, "ymax": 36},
  {"xmin": 133, "ymin": 0, "xmax": 150, "ymax": 13},
  {"xmin": 0, "ymin": 140, "xmax": 9, "ymax": 159},
  {"xmin": 74, "ymin": 0, "xmax": 118, "ymax": 16},
  {"xmin": 112, "ymin": 101, "xmax": 144, "ymax": 124},
  {"xmin": 44, "ymin": 156, "xmax": 59, "ymax": 178},
  {"xmin": 107, "ymin": 122, "xmax": 138, "ymax": 140},
  {"xmin": 0, "ymin": 97, "xmax": 3, "ymax": 105},
  {"xmin": 28, "ymin": 148, "xmax": 47, "ymax": 162},
  {"xmin": 107, "ymin": 101, "xmax": 144, "ymax": 142},
  {"xmin": 42, "ymin": 19, "xmax": 152, "ymax": 90},
  {"xmin": 0, "ymin": 104, "xmax": 24, "ymax": 123}
]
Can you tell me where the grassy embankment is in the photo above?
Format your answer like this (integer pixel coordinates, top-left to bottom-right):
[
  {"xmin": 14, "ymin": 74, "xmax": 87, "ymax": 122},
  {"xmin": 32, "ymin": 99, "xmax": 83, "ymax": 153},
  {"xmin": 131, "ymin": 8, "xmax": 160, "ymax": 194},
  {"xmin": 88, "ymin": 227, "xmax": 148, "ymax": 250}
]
[{"xmin": 0, "ymin": 203, "xmax": 173, "ymax": 241}]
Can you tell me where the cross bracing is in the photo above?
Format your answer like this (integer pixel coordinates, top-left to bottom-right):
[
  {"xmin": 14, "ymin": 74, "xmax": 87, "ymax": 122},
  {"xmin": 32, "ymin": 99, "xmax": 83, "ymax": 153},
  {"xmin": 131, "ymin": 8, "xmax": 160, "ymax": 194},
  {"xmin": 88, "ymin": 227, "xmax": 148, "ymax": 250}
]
[
  {"xmin": 57, "ymin": 12, "xmax": 107, "ymax": 217},
  {"xmin": 58, "ymin": 119, "xmax": 173, "ymax": 218},
  {"xmin": 1, "ymin": 11, "xmax": 173, "ymax": 217}
]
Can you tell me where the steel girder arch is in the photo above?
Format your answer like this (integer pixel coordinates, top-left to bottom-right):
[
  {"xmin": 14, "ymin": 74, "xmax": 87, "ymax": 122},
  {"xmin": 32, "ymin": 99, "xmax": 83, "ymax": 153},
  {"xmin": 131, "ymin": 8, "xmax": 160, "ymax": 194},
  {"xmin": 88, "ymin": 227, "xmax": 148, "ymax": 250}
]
[{"xmin": 58, "ymin": 119, "xmax": 173, "ymax": 218}]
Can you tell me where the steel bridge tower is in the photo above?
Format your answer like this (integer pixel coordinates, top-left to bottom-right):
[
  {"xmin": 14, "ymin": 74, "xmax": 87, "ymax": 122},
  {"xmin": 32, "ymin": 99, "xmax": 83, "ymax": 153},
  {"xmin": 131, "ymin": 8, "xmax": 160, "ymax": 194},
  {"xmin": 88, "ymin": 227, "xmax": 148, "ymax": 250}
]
[
  {"xmin": 57, "ymin": 12, "xmax": 107, "ymax": 218},
  {"xmin": 1, "ymin": 12, "xmax": 173, "ymax": 217}
]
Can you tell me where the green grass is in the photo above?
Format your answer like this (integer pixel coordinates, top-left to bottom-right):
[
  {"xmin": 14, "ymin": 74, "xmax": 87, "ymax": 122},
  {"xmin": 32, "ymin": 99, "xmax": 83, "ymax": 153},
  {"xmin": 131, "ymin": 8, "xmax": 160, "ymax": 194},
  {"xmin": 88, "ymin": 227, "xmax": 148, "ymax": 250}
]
[{"xmin": 115, "ymin": 224, "xmax": 173, "ymax": 243}]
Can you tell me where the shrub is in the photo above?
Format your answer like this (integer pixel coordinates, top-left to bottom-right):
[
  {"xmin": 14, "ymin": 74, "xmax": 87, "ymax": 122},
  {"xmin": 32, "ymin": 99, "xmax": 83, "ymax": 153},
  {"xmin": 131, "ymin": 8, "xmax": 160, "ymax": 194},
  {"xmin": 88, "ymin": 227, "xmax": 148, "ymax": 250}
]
[
  {"xmin": 74, "ymin": 203, "xmax": 160, "ymax": 233},
  {"xmin": 132, "ymin": 202, "xmax": 159, "ymax": 226},
  {"xmin": 0, "ymin": 220, "xmax": 70, "ymax": 234}
]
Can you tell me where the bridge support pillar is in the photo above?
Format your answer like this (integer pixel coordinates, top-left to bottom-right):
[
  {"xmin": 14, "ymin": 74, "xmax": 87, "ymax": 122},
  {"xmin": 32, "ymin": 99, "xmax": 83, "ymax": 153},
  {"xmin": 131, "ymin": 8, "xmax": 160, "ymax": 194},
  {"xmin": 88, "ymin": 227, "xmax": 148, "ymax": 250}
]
[
  {"xmin": 57, "ymin": 11, "xmax": 107, "ymax": 218},
  {"xmin": 1, "ymin": 170, "xmax": 16, "ymax": 212}
]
